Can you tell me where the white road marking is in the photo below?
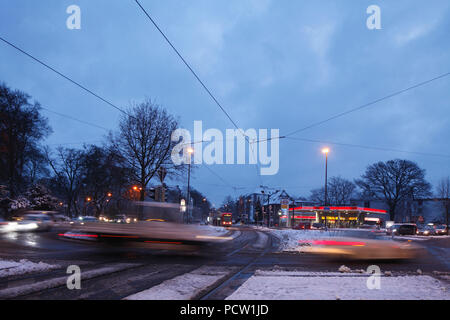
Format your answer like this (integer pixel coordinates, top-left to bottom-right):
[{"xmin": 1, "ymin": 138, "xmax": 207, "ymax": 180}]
[
  {"xmin": 0, "ymin": 263, "xmax": 142, "ymax": 299},
  {"xmin": 123, "ymin": 266, "xmax": 232, "ymax": 300}
]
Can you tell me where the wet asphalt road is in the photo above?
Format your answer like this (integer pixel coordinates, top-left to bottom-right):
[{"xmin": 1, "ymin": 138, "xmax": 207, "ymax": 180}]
[{"xmin": 0, "ymin": 225, "xmax": 449, "ymax": 299}]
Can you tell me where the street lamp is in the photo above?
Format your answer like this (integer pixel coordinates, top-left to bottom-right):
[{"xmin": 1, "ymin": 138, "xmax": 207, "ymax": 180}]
[
  {"xmin": 322, "ymin": 148, "xmax": 329, "ymax": 206},
  {"xmin": 322, "ymin": 148, "xmax": 329, "ymax": 229},
  {"xmin": 186, "ymin": 147, "xmax": 194, "ymax": 224}
]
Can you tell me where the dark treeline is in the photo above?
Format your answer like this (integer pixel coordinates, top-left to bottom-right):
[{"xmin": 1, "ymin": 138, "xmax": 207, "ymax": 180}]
[{"xmin": 0, "ymin": 83, "xmax": 208, "ymax": 219}]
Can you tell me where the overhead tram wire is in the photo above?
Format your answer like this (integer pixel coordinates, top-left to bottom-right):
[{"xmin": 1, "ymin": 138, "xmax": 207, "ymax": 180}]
[
  {"xmin": 0, "ymin": 34, "xmax": 261, "ymax": 194},
  {"xmin": 0, "ymin": 36, "xmax": 129, "ymax": 117},
  {"xmin": 47, "ymin": 140, "xmax": 104, "ymax": 146},
  {"xmin": 285, "ymin": 136, "xmax": 450, "ymax": 159},
  {"xmin": 248, "ymin": 71, "xmax": 450, "ymax": 146},
  {"xmin": 134, "ymin": 0, "xmax": 265, "ymax": 186},
  {"xmin": 40, "ymin": 107, "xmax": 110, "ymax": 132},
  {"xmin": 284, "ymin": 71, "xmax": 450, "ymax": 138},
  {"xmin": 133, "ymin": 0, "xmax": 242, "ymax": 133}
]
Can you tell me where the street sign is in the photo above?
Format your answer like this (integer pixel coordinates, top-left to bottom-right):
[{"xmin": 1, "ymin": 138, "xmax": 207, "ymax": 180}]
[
  {"xmin": 281, "ymin": 198, "xmax": 289, "ymax": 210},
  {"xmin": 157, "ymin": 167, "xmax": 167, "ymax": 184}
]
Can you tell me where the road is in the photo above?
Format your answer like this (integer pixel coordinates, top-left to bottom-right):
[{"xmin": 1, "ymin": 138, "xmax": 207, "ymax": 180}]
[{"xmin": 0, "ymin": 225, "xmax": 449, "ymax": 300}]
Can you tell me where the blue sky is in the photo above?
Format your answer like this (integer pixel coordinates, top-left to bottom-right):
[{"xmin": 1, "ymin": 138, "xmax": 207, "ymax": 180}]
[{"xmin": 1, "ymin": 0, "xmax": 449, "ymax": 206}]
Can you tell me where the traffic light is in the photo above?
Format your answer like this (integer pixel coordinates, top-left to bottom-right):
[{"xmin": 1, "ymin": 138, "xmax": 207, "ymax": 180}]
[{"xmin": 149, "ymin": 188, "xmax": 156, "ymax": 200}]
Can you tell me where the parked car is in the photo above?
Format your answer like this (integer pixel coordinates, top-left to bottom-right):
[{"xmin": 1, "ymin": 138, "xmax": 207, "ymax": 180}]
[
  {"xmin": 293, "ymin": 222, "xmax": 311, "ymax": 230},
  {"xmin": 311, "ymin": 223, "xmax": 325, "ymax": 230},
  {"xmin": 70, "ymin": 216, "xmax": 98, "ymax": 226},
  {"xmin": 416, "ymin": 225, "xmax": 436, "ymax": 236},
  {"xmin": 434, "ymin": 225, "xmax": 448, "ymax": 235},
  {"xmin": 386, "ymin": 223, "xmax": 417, "ymax": 236}
]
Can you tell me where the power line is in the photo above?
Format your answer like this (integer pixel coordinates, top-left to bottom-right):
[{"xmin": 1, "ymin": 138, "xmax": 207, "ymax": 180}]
[
  {"xmin": 134, "ymin": 0, "xmax": 266, "ymax": 187},
  {"xmin": 285, "ymin": 71, "xmax": 450, "ymax": 137},
  {"xmin": 285, "ymin": 136, "xmax": 450, "ymax": 158},
  {"xmin": 46, "ymin": 140, "xmax": 103, "ymax": 146},
  {"xmin": 0, "ymin": 36, "xmax": 129, "ymax": 116},
  {"xmin": 133, "ymin": 0, "xmax": 243, "ymax": 134},
  {"xmin": 201, "ymin": 164, "xmax": 234, "ymax": 189}
]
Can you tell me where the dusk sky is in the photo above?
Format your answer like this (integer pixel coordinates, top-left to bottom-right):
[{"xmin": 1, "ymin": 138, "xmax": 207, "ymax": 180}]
[{"xmin": 1, "ymin": 0, "xmax": 449, "ymax": 206}]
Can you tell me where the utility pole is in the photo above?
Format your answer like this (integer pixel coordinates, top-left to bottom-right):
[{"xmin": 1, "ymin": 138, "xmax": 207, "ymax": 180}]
[
  {"xmin": 186, "ymin": 148, "xmax": 194, "ymax": 224},
  {"xmin": 260, "ymin": 186, "xmax": 279, "ymax": 228}
]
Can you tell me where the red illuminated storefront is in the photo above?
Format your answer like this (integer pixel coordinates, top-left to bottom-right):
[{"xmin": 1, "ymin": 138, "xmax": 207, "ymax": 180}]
[{"xmin": 281, "ymin": 206, "xmax": 388, "ymax": 228}]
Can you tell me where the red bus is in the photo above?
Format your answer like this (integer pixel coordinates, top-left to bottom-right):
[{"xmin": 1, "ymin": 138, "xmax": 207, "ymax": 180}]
[{"xmin": 221, "ymin": 213, "xmax": 232, "ymax": 226}]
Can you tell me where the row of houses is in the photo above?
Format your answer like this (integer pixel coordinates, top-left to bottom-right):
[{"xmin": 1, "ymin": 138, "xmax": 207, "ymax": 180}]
[{"xmin": 233, "ymin": 189, "xmax": 448, "ymax": 227}]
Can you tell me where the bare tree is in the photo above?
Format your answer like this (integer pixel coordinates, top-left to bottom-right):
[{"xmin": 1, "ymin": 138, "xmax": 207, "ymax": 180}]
[
  {"xmin": 0, "ymin": 83, "xmax": 51, "ymax": 196},
  {"xmin": 81, "ymin": 144, "xmax": 131, "ymax": 217},
  {"xmin": 46, "ymin": 147, "xmax": 85, "ymax": 217},
  {"xmin": 355, "ymin": 159, "xmax": 432, "ymax": 221},
  {"xmin": 114, "ymin": 100, "xmax": 180, "ymax": 202},
  {"xmin": 436, "ymin": 176, "xmax": 450, "ymax": 234},
  {"xmin": 309, "ymin": 176, "xmax": 356, "ymax": 205}
]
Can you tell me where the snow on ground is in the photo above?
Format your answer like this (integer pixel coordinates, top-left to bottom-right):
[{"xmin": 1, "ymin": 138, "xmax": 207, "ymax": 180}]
[
  {"xmin": 0, "ymin": 263, "xmax": 140, "ymax": 299},
  {"xmin": 227, "ymin": 271, "xmax": 450, "ymax": 300},
  {"xmin": 196, "ymin": 225, "xmax": 241, "ymax": 239},
  {"xmin": 0, "ymin": 259, "xmax": 60, "ymax": 278},
  {"xmin": 263, "ymin": 228, "xmax": 332, "ymax": 252},
  {"xmin": 124, "ymin": 266, "xmax": 232, "ymax": 300}
]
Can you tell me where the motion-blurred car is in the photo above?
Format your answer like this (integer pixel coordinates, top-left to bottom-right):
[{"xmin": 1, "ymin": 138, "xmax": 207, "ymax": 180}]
[
  {"xmin": 386, "ymin": 223, "xmax": 417, "ymax": 236},
  {"xmin": 17, "ymin": 214, "xmax": 54, "ymax": 232},
  {"xmin": 0, "ymin": 218, "xmax": 17, "ymax": 233},
  {"xmin": 301, "ymin": 230, "xmax": 424, "ymax": 260},
  {"xmin": 434, "ymin": 225, "xmax": 448, "ymax": 235}
]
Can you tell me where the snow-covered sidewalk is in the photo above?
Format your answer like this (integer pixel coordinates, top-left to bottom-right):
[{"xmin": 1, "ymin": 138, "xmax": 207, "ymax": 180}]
[
  {"xmin": 227, "ymin": 270, "xmax": 450, "ymax": 300},
  {"xmin": 124, "ymin": 266, "xmax": 232, "ymax": 300},
  {"xmin": 0, "ymin": 259, "xmax": 60, "ymax": 278}
]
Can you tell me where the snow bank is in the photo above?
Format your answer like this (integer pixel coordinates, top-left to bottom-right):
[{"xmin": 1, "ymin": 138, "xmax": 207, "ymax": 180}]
[
  {"xmin": 124, "ymin": 266, "xmax": 231, "ymax": 300},
  {"xmin": 227, "ymin": 271, "xmax": 449, "ymax": 300},
  {"xmin": 0, "ymin": 259, "xmax": 60, "ymax": 278}
]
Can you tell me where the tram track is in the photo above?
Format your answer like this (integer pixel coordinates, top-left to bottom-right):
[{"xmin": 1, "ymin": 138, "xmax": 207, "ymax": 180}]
[
  {"xmin": 1, "ymin": 227, "xmax": 277, "ymax": 300},
  {"xmin": 197, "ymin": 231, "xmax": 276, "ymax": 300}
]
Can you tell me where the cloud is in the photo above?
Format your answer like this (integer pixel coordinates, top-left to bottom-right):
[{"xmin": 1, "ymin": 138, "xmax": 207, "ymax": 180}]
[
  {"xmin": 394, "ymin": 23, "xmax": 435, "ymax": 46},
  {"xmin": 299, "ymin": 23, "xmax": 336, "ymax": 85}
]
